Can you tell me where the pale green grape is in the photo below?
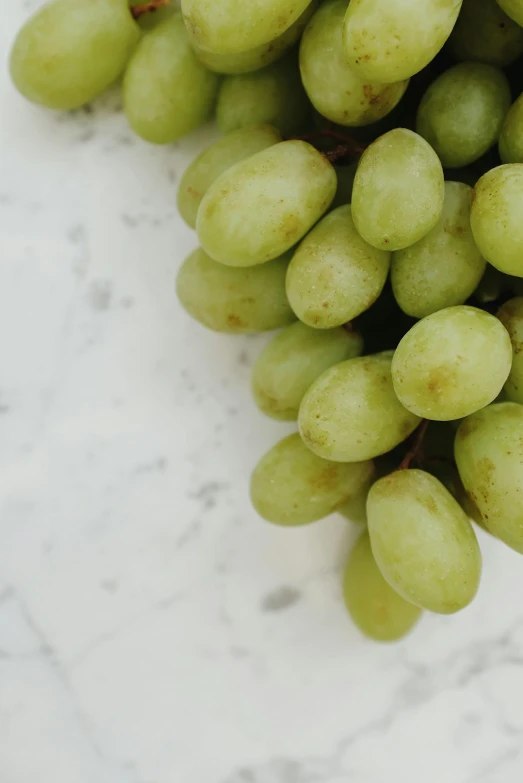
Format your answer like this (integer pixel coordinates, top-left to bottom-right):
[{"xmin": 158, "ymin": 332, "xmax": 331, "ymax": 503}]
[
  {"xmin": 337, "ymin": 466, "xmax": 376, "ymax": 525},
  {"xmin": 182, "ymin": 0, "xmax": 312, "ymax": 55},
  {"xmin": 123, "ymin": 14, "xmax": 218, "ymax": 145},
  {"xmin": 497, "ymin": 298, "xmax": 523, "ymax": 404},
  {"xmin": 499, "ymin": 93, "xmax": 523, "ymax": 164},
  {"xmin": 416, "ymin": 63, "xmax": 511, "ymax": 168},
  {"xmin": 367, "ymin": 469, "xmax": 481, "ymax": 614},
  {"xmin": 130, "ymin": 0, "xmax": 176, "ymax": 30},
  {"xmin": 176, "ymin": 248, "xmax": 295, "ymax": 333},
  {"xmin": 197, "ymin": 140, "xmax": 336, "ymax": 267},
  {"xmin": 298, "ymin": 352, "xmax": 421, "ymax": 462},
  {"xmin": 10, "ymin": 0, "xmax": 140, "ymax": 110},
  {"xmin": 177, "ymin": 125, "xmax": 282, "ymax": 229},
  {"xmin": 351, "ymin": 129, "xmax": 444, "ymax": 251},
  {"xmin": 250, "ymin": 433, "xmax": 374, "ymax": 525},
  {"xmin": 470, "ymin": 165, "xmax": 523, "ymax": 277},
  {"xmin": 252, "ymin": 322, "xmax": 363, "ymax": 420},
  {"xmin": 332, "ymin": 163, "xmax": 358, "ymax": 209},
  {"xmin": 216, "ymin": 55, "xmax": 310, "ymax": 136},
  {"xmin": 391, "ymin": 182, "xmax": 486, "ymax": 318},
  {"xmin": 455, "ymin": 402, "xmax": 523, "ymax": 552},
  {"xmin": 299, "ymin": 0, "xmax": 409, "ymax": 127},
  {"xmin": 497, "ymin": 0, "xmax": 523, "ymax": 26},
  {"xmin": 391, "ymin": 306, "xmax": 512, "ymax": 420},
  {"xmin": 343, "ymin": 0, "xmax": 462, "ymax": 83},
  {"xmin": 343, "ymin": 531, "xmax": 422, "ymax": 641},
  {"xmin": 191, "ymin": 2, "xmax": 318, "ymax": 74},
  {"xmin": 286, "ymin": 206, "xmax": 390, "ymax": 328},
  {"xmin": 450, "ymin": 0, "xmax": 523, "ymax": 67}
]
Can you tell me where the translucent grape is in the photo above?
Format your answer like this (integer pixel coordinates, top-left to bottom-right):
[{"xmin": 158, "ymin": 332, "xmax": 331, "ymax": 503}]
[
  {"xmin": 177, "ymin": 125, "xmax": 282, "ymax": 229},
  {"xmin": 299, "ymin": 0, "xmax": 409, "ymax": 127},
  {"xmin": 449, "ymin": 0, "xmax": 523, "ymax": 67},
  {"xmin": 10, "ymin": 0, "xmax": 140, "ymax": 110},
  {"xmin": 182, "ymin": 0, "xmax": 312, "ymax": 55},
  {"xmin": 343, "ymin": 0, "xmax": 462, "ymax": 83},
  {"xmin": 455, "ymin": 402, "xmax": 523, "ymax": 552},
  {"xmin": 342, "ymin": 531, "xmax": 422, "ymax": 641},
  {"xmin": 176, "ymin": 248, "xmax": 295, "ymax": 333},
  {"xmin": 391, "ymin": 306, "xmax": 512, "ymax": 420},
  {"xmin": 298, "ymin": 352, "xmax": 421, "ymax": 462},
  {"xmin": 251, "ymin": 322, "xmax": 363, "ymax": 421},
  {"xmin": 351, "ymin": 129, "xmax": 444, "ymax": 251},
  {"xmin": 470, "ymin": 165, "xmax": 523, "ymax": 277},
  {"xmin": 286, "ymin": 205, "xmax": 390, "ymax": 328},
  {"xmin": 416, "ymin": 63, "xmax": 511, "ymax": 168},
  {"xmin": 216, "ymin": 56, "xmax": 310, "ymax": 136},
  {"xmin": 250, "ymin": 433, "xmax": 375, "ymax": 526},
  {"xmin": 197, "ymin": 140, "xmax": 336, "ymax": 267},
  {"xmin": 497, "ymin": 0, "xmax": 523, "ymax": 26},
  {"xmin": 367, "ymin": 469, "xmax": 481, "ymax": 614},
  {"xmin": 499, "ymin": 93, "xmax": 523, "ymax": 164},
  {"xmin": 497, "ymin": 298, "xmax": 523, "ymax": 404},
  {"xmin": 391, "ymin": 182, "xmax": 486, "ymax": 319},
  {"xmin": 123, "ymin": 14, "xmax": 219, "ymax": 145}
]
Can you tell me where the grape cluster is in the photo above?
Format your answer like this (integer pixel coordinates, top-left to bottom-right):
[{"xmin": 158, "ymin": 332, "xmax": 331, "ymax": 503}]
[{"xmin": 10, "ymin": 0, "xmax": 523, "ymax": 643}]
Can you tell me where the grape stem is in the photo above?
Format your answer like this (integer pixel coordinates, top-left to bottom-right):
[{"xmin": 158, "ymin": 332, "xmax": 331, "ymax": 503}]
[
  {"xmin": 398, "ymin": 419, "xmax": 429, "ymax": 471},
  {"xmin": 290, "ymin": 129, "xmax": 367, "ymax": 163},
  {"xmin": 131, "ymin": 0, "xmax": 171, "ymax": 18}
]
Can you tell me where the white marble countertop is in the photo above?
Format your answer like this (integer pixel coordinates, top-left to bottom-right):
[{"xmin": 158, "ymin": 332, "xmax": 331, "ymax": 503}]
[{"xmin": 2, "ymin": 5, "xmax": 523, "ymax": 783}]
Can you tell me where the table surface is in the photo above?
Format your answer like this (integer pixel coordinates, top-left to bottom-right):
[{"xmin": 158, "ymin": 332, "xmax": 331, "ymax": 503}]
[{"xmin": 2, "ymin": 4, "xmax": 523, "ymax": 783}]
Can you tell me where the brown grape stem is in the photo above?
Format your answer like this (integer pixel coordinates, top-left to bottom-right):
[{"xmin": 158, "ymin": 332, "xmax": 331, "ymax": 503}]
[
  {"xmin": 289, "ymin": 129, "xmax": 367, "ymax": 163},
  {"xmin": 398, "ymin": 420, "xmax": 429, "ymax": 471},
  {"xmin": 131, "ymin": 0, "xmax": 171, "ymax": 18}
]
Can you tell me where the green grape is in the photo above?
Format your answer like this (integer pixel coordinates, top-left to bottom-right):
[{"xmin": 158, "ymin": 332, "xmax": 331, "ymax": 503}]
[
  {"xmin": 286, "ymin": 205, "xmax": 390, "ymax": 329},
  {"xmin": 351, "ymin": 129, "xmax": 444, "ymax": 251},
  {"xmin": 416, "ymin": 63, "xmax": 511, "ymax": 168},
  {"xmin": 197, "ymin": 140, "xmax": 336, "ymax": 267},
  {"xmin": 215, "ymin": 55, "xmax": 310, "ymax": 136},
  {"xmin": 497, "ymin": 0, "xmax": 523, "ymax": 26},
  {"xmin": 298, "ymin": 352, "xmax": 421, "ymax": 462},
  {"xmin": 191, "ymin": 2, "xmax": 318, "ymax": 74},
  {"xmin": 337, "ymin": 465, "xmax": 376, "ymax": 525},
  {"xmin": 182, "ymin": 0, "xmax": 312, "ymax": 55},
  {"xmin": 449, "ymin": 0, "xmax": 523, "ymax": 67},
  {"xmin": 331, "ymin": 163, "xmax": 358, "ymax": 209},
  {"xmin": 299, "ymin": 0, "xmax": 409, "ymax": 127},
  {"xmin": 123, "ymin": 14, "xmax": 218, "ymax": 145},
  {"xmin": 250, "ymin": 433, "xmax": 375, "ymax": 526},
  {"xmin": 176, "ymin": 248, "xmax": 295, "ymax": 333},
  {"xmin": 177, "ymin": 125, "xmax": 282, "ymax": 229},
  {"xmin": 130, "ymin": 0, "xmax": 176, "ymax": 30},
  {"xmin": 367, "ymin": 469, "xmax": 481, "ymax": 614},
  {"xmin": 9, "ymin": 0, "xmax": 140, "ymax": 110},
  {"xmin": 391, "ymin": 182, "xmax": 486, "ymax": 319},
  {"xmin": 343, "ymin": 0, "xmax": 462, "ymax": 84},
  {"xmin": 499, "ymin": 93, "xmax": 523, "ymax": 164},
  {"xmin": 391, "ymin": 306, "xmax": 512, "ymax": 420},
  {"xmin": 342, "ymin": 531, "xmax": 422, "ymax": 641},
  {"xmin": 455, "ymin": 402, "xmax": 523, "ymax": 552},
  {"xmin": 251, "ymin": 322, "xmax": 363, "ymax": 421},
  {"xmin": 470, "ymin": 165, "xmax": 523, "ymax": 277},
  {"xmin": 497, "ymin": 298, "xmax": 523, "ymax": 404}
]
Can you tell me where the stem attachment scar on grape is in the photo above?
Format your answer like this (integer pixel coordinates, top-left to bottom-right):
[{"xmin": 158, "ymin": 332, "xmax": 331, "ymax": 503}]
[
  {"xmin": 398, "ymin": 419, "xmax": 429, "ymax": 471},
  {"xmin": 131, "ymin": 0, "xmax": 172, "ymax": 19}
]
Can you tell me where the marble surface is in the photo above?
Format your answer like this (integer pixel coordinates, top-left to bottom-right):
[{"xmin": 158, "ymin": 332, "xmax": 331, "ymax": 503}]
[{"xmin": 2, "ymin": 5, "xmax": 523, "ymax": 783}]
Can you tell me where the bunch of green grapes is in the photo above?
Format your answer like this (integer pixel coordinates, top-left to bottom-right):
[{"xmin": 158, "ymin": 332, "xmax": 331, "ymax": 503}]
[{"xmin": 10, "ymin": 0, "xmax": 523, "ymax": 643}]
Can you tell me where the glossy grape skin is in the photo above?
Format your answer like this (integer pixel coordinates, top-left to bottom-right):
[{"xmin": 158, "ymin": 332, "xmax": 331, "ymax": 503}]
[
  {"xmin": 497, "ymin": 298, "xmax": 523, "ymax": 404},
  {"xmin": 391, "ymin": 306, "xmax": 512, "ymax": 421},
  {"xmin": 455, "ymin": 402, "xmax": 523, "ymax": 553},
  {"xmin": 470, "ymin": 165, "xmax": 523, "ymax": 277},
  {"xmin": 251, "ymin": 322, "xmax": 363, "ymax": 421},
  {"xmin": 499, "ymin": 93, "xmax": 523, "ymax": 164},
  {"xmin": 197, "ymin": 140, "xmax": 336, "ymax": 267},
  {"xmin": 10, "ymin": 0, "xmax": 140, "ymax": 110},
  {"xmin": 299, "ymin": 0, "xmax": 409, "ymax": 127},
  {"xmin": 450, "ymin": 0, "xmax": 523, "ymax": 67},
  {"xmin": 181, "ymin": 0, "xmax": 312, "ymax": 55},
  {"xmin": 391, "ymin": 182, "xmax": 486, "ymax": 319},
  {"xmin": 416, "ymin": 63, "xmax": 511, "ymax": 168},
  {"xmin": 216, "ymin": 56, "xmax": 310, "ymax": 136},
  {"xmin": 368, "ymin": 469, "xmax": 481, "ymax": 614},
  {"xmin": 497, "ymin": 0, "xmax": 523, "ymax": 26},
  {"xmin": 298, "ymin": 352, "xmax": 421, "ymax": 462},
  {"xmin": 176, "ymin": 248, "xmax": 295, "ymax": 333},
  {"xmin": 177, "ymin": 126, "xmax": 282, "ymax": 229},
  {"xmin": 250, "ymin": 433, "xmax": 375, "ymax": 526},
  {"xmin": 343, "ymin": 0, "xmax": 462, "ymax": 83},
  {"xmin": 123, "ymin": 14, "xmax": 219, "ymax": 145},
  {"xmin": 351, "ymin": 129, "xmax": 444, "ymax": 252},
  {"xmin": 342, "ymin": 531, "xmax": 422, "ymax": 641},
  {"xmin": 286, "ymin": 206, "xmax": 390, "ymax": 329}
]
